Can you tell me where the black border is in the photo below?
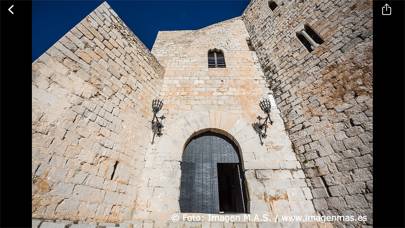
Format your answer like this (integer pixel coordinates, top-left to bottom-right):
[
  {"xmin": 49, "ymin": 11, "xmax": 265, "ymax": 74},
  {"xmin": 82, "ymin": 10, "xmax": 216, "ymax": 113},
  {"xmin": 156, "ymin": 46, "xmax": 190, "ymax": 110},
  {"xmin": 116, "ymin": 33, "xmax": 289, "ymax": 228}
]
[
  {"xmin": 373, "ymin": 0, "xmax": 405, "ymax": 227},
  {"xmin": 0, "ymin": 0, "xmax": 32, "ymax": 227}
]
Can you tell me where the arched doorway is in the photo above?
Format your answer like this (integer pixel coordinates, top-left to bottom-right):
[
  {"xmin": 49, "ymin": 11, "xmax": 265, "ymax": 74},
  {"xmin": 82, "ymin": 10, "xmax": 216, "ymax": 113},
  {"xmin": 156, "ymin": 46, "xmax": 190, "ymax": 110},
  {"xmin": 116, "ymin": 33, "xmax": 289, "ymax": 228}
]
[{"xmin": 179, "ymin": 131, "xmax": 249, "ymax": 213}]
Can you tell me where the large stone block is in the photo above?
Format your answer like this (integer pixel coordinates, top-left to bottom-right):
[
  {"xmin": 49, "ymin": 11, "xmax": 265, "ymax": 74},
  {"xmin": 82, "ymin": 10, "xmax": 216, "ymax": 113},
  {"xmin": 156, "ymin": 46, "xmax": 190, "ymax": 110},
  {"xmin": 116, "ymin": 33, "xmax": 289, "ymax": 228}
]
[
  {"xmin": 70, "ymin": 224, "xmax": 97, "ymax": 228},
  {"xmin": 346, "ymin": 182, "xmax": 366, "ymax": 195},
  {"xmin": 40, "ymin": 222, "xmax": 68, "ymax": 228},
  {"xmin": 73, "ymin": 185, "xmax": 105, "ymax": 203},
  {"xmin": 326, "ymin": 197, "xmax": 347, "ymax": 210},
  {"xmin": 344, "ymin": 194, "xmax": 369, "ymax": 209},
  {"xmin": 32, "ymin": 219, "xmax": 42, "ymax": 228}
]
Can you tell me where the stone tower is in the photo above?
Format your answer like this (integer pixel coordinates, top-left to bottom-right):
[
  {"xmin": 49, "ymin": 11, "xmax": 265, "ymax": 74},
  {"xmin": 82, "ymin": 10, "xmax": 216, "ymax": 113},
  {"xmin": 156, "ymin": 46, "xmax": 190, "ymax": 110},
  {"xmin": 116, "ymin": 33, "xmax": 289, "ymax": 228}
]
[{"xmin": 32, "ymin": 1, "xmax": 372, "ymax": 227}]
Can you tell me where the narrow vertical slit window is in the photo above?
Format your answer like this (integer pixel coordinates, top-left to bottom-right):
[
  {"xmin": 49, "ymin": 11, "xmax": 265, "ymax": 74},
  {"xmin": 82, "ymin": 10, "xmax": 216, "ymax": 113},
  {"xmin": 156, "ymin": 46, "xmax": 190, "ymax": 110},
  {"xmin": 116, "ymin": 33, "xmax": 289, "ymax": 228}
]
[
  {"xmin": 110, "ymin": 161, "xmax": 119, "ymax": 180},
  {"xmin": 246, "ymin": 39, "xmax": 255, "ymax": 51},
  {"xmin": 296, "ymin": 32, "xmax": 313, "ymax": 52},
  {"xmin": 304, "ymin": 24, "xmax": 324, "ymax": 44},
  {"xmin": 216, "ymin": 51, "xmax": 225, "ymax": 68},
  {"xmin": 268, "ymin": 1, "xmax": 278, "ymax": 11},
  {"xmin": 208, "ymin": 51, "xmax": 216, "ymax": 68}
]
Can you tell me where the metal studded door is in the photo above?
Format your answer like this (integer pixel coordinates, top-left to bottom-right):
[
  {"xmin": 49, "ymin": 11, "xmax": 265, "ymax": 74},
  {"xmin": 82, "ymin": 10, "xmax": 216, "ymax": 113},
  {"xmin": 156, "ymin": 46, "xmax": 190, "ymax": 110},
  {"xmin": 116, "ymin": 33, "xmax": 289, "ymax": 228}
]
[{"xmin": 179, "ymin": 132, "xmax": 247, "ymax": 213}]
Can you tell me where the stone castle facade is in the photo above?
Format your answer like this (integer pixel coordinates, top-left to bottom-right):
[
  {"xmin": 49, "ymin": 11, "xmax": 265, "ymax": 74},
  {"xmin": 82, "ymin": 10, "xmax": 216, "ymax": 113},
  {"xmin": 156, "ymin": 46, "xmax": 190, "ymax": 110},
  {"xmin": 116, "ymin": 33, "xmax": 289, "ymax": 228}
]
[{"xmin": 32, "ymin": 0, "xmax": 372, "ymax": 227}]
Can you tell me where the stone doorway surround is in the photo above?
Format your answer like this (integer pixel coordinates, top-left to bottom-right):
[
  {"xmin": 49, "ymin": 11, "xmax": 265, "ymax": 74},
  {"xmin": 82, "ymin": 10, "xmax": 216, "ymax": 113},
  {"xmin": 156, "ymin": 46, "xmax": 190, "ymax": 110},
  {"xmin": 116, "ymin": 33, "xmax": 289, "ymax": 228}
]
[{"xmin": 135, "ymin": 95, "xmax": 318, "ymax": 226}]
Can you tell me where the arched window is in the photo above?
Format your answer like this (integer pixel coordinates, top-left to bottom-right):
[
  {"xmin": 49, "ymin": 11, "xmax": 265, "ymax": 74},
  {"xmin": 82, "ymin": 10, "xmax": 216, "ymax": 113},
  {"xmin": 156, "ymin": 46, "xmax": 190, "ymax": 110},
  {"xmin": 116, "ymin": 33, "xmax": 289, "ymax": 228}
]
[
  {"xmin": 180, "ymin": 131, "xmax": 249, "ymax": 213},
  {"xmin": 268, "ymin": 1, "xmax": 278, "ymax": 11},
  {"xmin": 208, "ymin": 49, "xmax": 226, "ymax": 68},
  {"xmin": 296, "ymin": 24, "xmax": 324, "ymax": 52}
]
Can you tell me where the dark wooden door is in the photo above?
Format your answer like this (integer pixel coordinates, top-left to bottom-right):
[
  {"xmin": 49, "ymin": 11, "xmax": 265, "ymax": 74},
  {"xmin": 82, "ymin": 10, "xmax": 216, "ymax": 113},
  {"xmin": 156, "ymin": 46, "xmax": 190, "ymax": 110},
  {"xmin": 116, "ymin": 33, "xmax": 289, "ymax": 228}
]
[{"xmin": 180, "ymin": 132, "xmax": 246, "ymax": 213}]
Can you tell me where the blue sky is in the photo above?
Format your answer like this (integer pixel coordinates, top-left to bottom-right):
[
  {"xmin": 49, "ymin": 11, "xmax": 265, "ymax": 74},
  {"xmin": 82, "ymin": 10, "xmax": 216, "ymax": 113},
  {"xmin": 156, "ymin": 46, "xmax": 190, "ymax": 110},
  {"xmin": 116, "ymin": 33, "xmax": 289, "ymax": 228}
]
[{"xmin": 32, "ymin": 0, "xmax": 249, "ymax": 61}]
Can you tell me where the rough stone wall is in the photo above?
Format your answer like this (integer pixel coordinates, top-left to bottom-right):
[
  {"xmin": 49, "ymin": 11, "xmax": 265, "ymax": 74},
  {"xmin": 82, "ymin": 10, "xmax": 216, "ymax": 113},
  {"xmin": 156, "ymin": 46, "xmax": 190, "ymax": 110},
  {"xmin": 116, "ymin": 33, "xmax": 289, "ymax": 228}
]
[
  {"xmin": 148, "ymin": 18, "xmax": 318, "ymax": 226},
  {"xmin": 32, "ymin": 2, "xmax": 163, "ymax": 223},
  {"xmin": 242, "ymin": 0, "xmax": 373, "ymax": 226}
]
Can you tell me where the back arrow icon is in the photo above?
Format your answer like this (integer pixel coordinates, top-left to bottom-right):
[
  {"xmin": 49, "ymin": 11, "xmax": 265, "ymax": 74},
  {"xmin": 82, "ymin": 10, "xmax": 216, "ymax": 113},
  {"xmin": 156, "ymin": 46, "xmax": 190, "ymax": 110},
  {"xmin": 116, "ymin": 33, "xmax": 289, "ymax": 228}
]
[{"xmin": 8, "ymin": 5, "xmax": 14, "ymax": 15}]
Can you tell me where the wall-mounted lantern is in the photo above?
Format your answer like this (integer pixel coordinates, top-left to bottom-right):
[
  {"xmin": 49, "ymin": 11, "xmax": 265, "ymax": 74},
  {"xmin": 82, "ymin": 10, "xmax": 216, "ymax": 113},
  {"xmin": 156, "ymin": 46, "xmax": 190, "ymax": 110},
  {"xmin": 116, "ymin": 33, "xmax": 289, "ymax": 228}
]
[
  {"xmin": 151, "ymin": 98, "xmax": 165, "ymax": 144},
  {"xmin": 253, "ymin": 98, "xmax": 273, "ymax": 145}
]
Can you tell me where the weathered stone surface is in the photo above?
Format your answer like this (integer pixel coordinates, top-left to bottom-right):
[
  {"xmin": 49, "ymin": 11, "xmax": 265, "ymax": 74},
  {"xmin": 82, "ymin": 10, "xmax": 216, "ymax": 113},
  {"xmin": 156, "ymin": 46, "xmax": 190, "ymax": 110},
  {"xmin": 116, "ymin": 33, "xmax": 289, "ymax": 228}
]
[
  {"xmin": 328, "ymin": 185, "xmax": 348, "ymax": 197},
  {"xmin": 313, "ymin": 198, "xmax": 328, "ymax": 211},
  {"xmin": 242, "ymin": 0, "xmax": 372, "ymax": 226},
  {"xmin": 40, "ymin": 222, "xmax": 68, "ymax": 228},
  {"xmin": 70, "ymin": 224, "xmax": 97, "ymax": 228},
  {"xmin": 345, "ymin": 194, "xmax": 369, "ymax": 209},
  {"xmin": 336, "ymin": 158, "xmax": 357, "ymax": 172},
  {"xmin": 326, "ymin": 197, "xmax": 347, "ymax": 210},
  {"xmin": 346, "ymin": 182, "xmax": 366, "ymax": 195},
  {"xmin": 32, "ymin": 1, "xmax": 163, "ymax": 223},
  {"xmin": 32, "ymin": 219, "xmax": 42, "ymax": 228}
]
